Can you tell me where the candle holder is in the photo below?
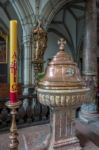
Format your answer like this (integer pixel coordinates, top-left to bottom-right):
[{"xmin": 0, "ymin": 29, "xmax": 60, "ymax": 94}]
[{"xmin": 6, "ymin": 101, "xmax": 21, "ymax": 150}]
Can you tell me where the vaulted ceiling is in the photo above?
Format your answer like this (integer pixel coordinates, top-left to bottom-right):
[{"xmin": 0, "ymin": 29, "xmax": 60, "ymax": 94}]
[
  {"xmin": 0, "ymin": 1, "xmax": 97, "ymax": 25},
  {"xmin": 0, "ymin": 0, "xmax": 98, "ymax": 31},
  {"xmin": 0, "ymin": 0, "xmax": 18, "ymax": 32},
  {"xmin": 0, "ymin": 0, "xmax": 99, "ymax": 47}
]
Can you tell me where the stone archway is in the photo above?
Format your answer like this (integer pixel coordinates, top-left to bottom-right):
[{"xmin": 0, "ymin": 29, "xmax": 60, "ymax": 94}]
[
  {"xmin": 41, "ymin": 0, "xmax": 74, "ymax": 29},
  {"xmin": 41, "ymin": 0, "xmax": 85, "ymax": 63},
  {"xmin": 9, "ymin": 0, "xmax": 76, "ymax": 86},
  {"xmin": 9, "ymin": 0, "xmax": 85, "ymax": 89}
]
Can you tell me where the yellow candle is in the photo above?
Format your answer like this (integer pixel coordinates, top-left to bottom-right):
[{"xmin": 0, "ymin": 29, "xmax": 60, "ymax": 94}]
[{"xmin": 10, "ymin": 20, "xmax": 18, "ymax": 103}]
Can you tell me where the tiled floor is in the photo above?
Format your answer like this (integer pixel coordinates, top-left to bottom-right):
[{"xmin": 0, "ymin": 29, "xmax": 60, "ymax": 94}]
[{"xmin": 0, "ymin": 124, "xmax": 98, "ymax": 150}]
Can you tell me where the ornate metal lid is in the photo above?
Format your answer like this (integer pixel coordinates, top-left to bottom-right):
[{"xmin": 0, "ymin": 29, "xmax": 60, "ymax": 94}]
[{"xmin": 38, "ymin": 38, "xmax": 84, "ymax": 90}]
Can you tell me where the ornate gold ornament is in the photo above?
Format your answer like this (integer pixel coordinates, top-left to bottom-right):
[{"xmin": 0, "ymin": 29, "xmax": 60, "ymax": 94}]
[
  {"xmin": 32, "ymin": 20, "xmax": 47, "ymax": 72},
  {"xmin": 32, "ymin": 20, "xmax": 47, "ymax": 86},
  {"xmin": 32, "ymin": 21, "xmax": 47, "ymax": 61}
]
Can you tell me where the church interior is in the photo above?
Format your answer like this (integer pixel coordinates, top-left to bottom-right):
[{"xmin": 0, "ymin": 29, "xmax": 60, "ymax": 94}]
[{"xmin": 0, "ymin": 0, "xmax": 99, "ymax": 150}]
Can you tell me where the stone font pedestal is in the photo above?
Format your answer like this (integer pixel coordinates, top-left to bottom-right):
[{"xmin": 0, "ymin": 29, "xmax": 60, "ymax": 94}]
[{"xmin": 48, "ymin": 107, "xmax": 82, "ymax": 150}]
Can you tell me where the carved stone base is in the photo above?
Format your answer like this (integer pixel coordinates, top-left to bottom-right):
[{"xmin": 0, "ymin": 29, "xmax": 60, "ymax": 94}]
[
  {"xmin": 48, "ymin": 137, "xmax": 82, "ymax": 150},
  {"xmin": 46, "ymin": 107, "xmax": 82, "ymax": 150},
  {"xmin": 36, "ymin": 136, "xmax": 82, "ymax": 150},
  {"xmin": 79, "ymin": 103, "xmax": 99, "ymax": 123}
]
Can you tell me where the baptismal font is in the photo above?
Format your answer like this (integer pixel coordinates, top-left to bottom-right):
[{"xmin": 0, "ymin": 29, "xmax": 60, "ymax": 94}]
[{"xmin": 37, "ymin": 38, "xmax": 92, "ymax": 150}]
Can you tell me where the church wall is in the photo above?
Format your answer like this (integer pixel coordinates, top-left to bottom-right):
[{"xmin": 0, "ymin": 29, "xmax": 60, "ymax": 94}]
[
  {"xmin": 0, "ymin": 2, "xmax": 22, "ymax": 83},
  {"xmin": 44, "ymin": 6, "xmax": 84, "ymax": 71},
  {"xmin": 0, "ymin": 0, "xmax": 99, "ymax": 84}
]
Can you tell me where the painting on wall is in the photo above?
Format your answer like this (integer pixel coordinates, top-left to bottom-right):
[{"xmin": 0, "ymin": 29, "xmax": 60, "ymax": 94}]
[{"xmin": 0, "ymin": 31, "xmax": 8, "ymax": 63}]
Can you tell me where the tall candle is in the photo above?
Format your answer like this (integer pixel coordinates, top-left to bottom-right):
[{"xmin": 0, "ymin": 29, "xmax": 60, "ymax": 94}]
[{"xmin": 10, "ymin": 20, "xmax": 18, "ymax": 103}]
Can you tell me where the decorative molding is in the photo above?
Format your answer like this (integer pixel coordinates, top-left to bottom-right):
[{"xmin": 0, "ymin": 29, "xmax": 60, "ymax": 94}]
[
  {"xmin": 35, "ymin": 0, "xmax": 40, "ymax": 18},
  {"xmin": 10, "ymin": 0, "xmax": 35, "ymax": 29},
  {"xmin": 42, "ymin": 0, "xmax": 73, "ymax": 28},
  {"xmin": 37, "ymin": 88, "xmax": 92, "ymax": 107}
]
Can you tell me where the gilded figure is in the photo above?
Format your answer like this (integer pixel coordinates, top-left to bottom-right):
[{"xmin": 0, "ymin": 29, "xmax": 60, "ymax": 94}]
[{"xmin": 32, "ymin": 20, "xmax": 47, "ymax": 62}]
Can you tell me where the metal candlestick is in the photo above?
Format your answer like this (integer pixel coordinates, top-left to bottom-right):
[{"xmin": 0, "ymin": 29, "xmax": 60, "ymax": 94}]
[{"xmin": 6, "ymin": 101, "xmax": 21, "ymax": 150}]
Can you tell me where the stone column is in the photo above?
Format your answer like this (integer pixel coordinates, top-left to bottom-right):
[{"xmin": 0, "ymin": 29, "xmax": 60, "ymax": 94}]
[
  {"xmin": 22, "ymin": 28, "xmax": 32, "ymax": 110},
  {"xmin": 80, "ymin": 0, "xmax": 98, "ymax": 122},
  {"xmin": 83, "ymin": 0, "xmax": 97, "ymax": 79},
  {"xmin": 23, "ymin": 32, "xmax": 32, "ymax": 89}
]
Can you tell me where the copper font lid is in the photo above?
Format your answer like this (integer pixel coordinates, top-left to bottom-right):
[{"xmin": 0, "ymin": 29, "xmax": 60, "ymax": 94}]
[{"xmin": 39, "ymin": 38, "xmax": 84, "ymax": 89}]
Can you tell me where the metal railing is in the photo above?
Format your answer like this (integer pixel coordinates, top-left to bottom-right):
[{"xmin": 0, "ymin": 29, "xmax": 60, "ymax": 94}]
[{"xmin": 0, "ymin": 93, "xmax": 49, "ymax": 132}]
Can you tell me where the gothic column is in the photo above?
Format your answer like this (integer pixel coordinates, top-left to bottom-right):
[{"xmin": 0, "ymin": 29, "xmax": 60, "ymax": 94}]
[
  {"xmin": 23, "ymin": 31, "xmax": 32, "ymax": 90},
  {"xmin": 83, "ymin": 0, "xmax": 97, "ymax": 78},
  {"xmin": 22, "ymin": 27, "xmax": 32, "ymax": 112},
  {"xmin": 79, "ymin": 0, "xmax": 99, "ymax": 122}
]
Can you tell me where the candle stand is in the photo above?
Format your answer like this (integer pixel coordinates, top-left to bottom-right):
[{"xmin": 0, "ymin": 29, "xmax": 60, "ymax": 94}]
[{"xmin": 6, "ymin": 101, "xmax": 21, "ymax": 150}]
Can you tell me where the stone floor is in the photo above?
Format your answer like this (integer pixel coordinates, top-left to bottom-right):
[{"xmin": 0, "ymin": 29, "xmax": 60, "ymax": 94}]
[{"xmin": 0, "ymin": 124, "xmax": 99, "ymax": 150}]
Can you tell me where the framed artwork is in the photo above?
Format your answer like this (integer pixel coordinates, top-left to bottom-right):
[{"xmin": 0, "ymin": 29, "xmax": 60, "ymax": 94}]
[{"xmin": 0, "ymin": 31, "xmax": 8, "ymax": 63}]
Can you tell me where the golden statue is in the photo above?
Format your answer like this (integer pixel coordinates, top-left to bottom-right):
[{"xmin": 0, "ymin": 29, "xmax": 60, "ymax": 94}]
[
  {"xmin": 32, "ymin": 20, "xmax": 47, "ymax": 85},
  {"xmin": 32, "ymin": 20, "xmax": 47, "ymax": 63}
]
